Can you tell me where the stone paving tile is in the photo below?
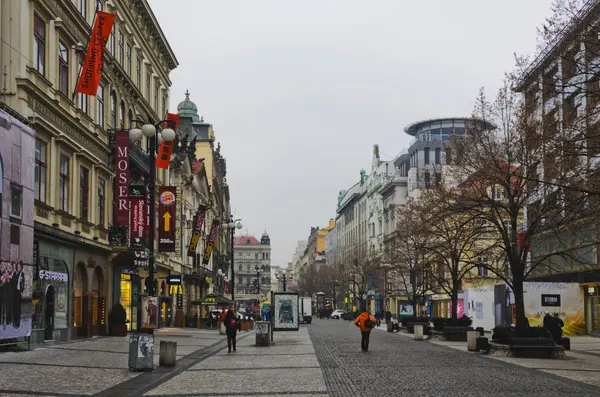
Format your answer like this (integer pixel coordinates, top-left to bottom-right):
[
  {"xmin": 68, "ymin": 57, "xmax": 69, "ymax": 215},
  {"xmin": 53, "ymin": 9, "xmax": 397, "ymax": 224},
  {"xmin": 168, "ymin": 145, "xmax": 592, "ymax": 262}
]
[
  {"xmin": 0, "ymin": 364, "xmax": 138, "ymax": 396},
  {"xmin": 191, "ymin": 352, "xmax": 320, "ymax": 370},
  {"xmin": 143, "ymin": 367, "xmax": 327, "ymax": 396},
  {"xmin": 309, "ymin": 319, "xmax": 600, "ymax": 397}
]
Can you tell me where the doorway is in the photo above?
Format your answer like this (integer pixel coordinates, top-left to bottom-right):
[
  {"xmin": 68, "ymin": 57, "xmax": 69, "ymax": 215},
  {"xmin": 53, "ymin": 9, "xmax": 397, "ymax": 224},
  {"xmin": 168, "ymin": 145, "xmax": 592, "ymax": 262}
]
[{"xmin": 44, "ymin": 286, "xmax": 55, "ymax": 341}]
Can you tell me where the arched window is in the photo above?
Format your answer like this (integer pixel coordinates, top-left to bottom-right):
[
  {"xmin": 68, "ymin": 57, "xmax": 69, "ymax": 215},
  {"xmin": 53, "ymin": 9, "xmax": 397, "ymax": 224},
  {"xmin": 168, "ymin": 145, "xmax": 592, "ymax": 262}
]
[
  {"xmin": 128, "ymin": 109, "xmax": 133, "ymax": 128},
  {"xmin": 119, "ymin": 101, "xmax": 125, "ymax": 128},
  {"xmin": 110, "ymin": 91, "xmax": 117, "ymax": 129}
]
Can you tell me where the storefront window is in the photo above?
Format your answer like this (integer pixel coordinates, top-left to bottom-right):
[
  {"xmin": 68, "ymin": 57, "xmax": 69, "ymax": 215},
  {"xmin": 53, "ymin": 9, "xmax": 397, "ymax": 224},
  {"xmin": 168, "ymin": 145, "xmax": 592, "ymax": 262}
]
[{"xmin": 120, "ymin": 273, "xmax": 136, "ymax": 331}]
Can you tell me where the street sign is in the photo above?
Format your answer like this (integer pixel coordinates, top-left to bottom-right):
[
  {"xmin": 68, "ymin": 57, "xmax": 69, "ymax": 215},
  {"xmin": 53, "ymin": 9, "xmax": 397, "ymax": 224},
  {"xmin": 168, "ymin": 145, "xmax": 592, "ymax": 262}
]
[{"xmin": 158, "ymin": 186, "xmax": 177, "ymax": 252}]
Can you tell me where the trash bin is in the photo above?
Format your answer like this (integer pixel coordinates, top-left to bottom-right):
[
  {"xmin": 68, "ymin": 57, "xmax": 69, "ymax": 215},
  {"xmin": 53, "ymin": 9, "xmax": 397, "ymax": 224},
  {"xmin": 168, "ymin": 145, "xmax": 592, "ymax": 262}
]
[
  {"xmin": 128, "ymin": 332, "xmax": 155, "ymax": 371},
  {"xmin": 414, "ymin": 324, "xmax": 424, "ymax": 341},
  {"xmin": 467, "ymin": 330, "xmax": 479, "ymax": 351},
  {"xmin": 387, "ymin": 321, "xmax": 393, "ymax": 333},
  {"xmin": 255, "ymin": 321, "xmax": 270, "ymax": 347}
]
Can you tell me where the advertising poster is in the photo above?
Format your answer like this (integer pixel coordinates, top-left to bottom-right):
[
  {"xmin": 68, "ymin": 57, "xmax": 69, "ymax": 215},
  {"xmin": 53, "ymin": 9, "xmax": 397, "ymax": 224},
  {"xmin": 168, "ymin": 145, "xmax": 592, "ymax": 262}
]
[
  {"xmin": 158, "ymin": 187, "xmax": 177, "ymax": 252},
  {"xmin": 141, "ymin": 296, "xmax": 158, "ymax": 329},
  {"xmin": 129, "ymin": 185, "xmax": 146, "ymax": 250},
  {"xmin": 273, "ymin": 293, "xmax": 299, "ymax": 331},
  {"xmin": 398, "ymin": 302, "xmax": 414, "ymax": 317},
  {"xmin": 0, "ymin": 261, "xmax": 33, "ymax": 340},
  {"xmin": 187, "ymin": 206, "xmax": 206, "ymax": 257},
  {"xmin": 202, "ymin": 219, "xmax": 219, "ymax": 265},
  {"xmin": 523, "ymin": 282, "xmax": 584, "ymax": 336}
]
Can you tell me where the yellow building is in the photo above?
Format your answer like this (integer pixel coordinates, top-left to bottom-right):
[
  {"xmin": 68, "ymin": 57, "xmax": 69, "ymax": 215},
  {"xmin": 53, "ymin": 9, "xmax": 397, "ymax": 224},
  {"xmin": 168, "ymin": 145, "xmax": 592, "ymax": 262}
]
[
  {"xmin": 306, "ymin": 219, "xmax": 335, "ymax": 269},
  {"xmin": 0, "ymin": 0, "xmax": 177, "ymax": 342}
]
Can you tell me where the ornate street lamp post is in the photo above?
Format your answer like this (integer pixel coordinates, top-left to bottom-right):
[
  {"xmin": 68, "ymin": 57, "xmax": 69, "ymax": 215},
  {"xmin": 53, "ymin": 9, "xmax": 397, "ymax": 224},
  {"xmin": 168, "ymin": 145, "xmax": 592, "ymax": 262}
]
[{"xmin": 222, "ymin": 217, "xmax": 242, "ymax": 301}]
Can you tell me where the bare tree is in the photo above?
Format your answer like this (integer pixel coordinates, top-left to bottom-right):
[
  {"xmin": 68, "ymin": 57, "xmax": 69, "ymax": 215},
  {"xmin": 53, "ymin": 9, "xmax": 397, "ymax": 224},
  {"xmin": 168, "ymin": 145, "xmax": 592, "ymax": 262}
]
[{"xmin": 336, "ymin": 245, "xmax": 381, "ymax": 310}]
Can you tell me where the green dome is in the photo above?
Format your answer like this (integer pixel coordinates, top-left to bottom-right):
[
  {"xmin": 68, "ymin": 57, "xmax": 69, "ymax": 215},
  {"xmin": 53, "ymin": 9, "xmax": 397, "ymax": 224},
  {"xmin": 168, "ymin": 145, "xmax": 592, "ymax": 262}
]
[{"xmin": 177, "ymin": 90, "xmax": 200, "ymax": 122}]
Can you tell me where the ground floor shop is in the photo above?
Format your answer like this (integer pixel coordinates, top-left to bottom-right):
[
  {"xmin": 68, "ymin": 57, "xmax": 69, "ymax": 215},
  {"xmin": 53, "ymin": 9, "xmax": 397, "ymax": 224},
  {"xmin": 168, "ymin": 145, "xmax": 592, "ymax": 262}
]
[{"xmin": 72, "ymin": 248, "xmax": 110, "ymax": 338}]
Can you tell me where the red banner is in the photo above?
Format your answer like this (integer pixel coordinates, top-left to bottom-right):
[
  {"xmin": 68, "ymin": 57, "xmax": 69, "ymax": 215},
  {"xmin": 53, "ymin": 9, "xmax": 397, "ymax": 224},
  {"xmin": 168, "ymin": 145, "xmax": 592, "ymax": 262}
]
[
  {"xmin": 129, "ymin": 185, "xmax": 146, "ymax": 250},
  {"xmin": 156, "ymin": 113, "xmax": 180, "ymax": 169},
  {"xmin": 158, "ymin": 186, "xmax": 177, "ymax": 252},
  {"xmin": 202, "ymin": 219, "xmax": 220, "ymax": 265},
  {"xmin": 76, "ymin": 11, "xmax": 116, "ymax": 96},
  {"xmin": 115, "ymin": 130, "xmax": 129, "ymax": 226}
]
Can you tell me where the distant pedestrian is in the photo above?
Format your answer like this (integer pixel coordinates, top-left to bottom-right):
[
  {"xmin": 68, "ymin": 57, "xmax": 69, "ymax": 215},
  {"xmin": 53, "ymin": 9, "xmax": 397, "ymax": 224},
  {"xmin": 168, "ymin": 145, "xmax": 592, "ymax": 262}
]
[
  {"xmin": 385, "ymin": 310, "xmax": 392, "ymax": 324},
  {"xmin": 224, "ymin": 305, "xmax": 238, "ymax": 353},
  {"xmin": 354, "ymin": 304, "xmax": 376, "ymax": 352},
  {"xmin": 375, "ymin": 311, "xmax": 381, "ymax": 327}
]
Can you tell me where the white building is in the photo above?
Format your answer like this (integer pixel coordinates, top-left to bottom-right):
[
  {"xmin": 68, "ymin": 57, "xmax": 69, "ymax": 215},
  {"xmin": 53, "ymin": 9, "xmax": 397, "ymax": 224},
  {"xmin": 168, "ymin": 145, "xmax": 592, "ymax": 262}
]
[{"xmin": 233, "ymin": 232, "xmax": 271, "ymax": 303}]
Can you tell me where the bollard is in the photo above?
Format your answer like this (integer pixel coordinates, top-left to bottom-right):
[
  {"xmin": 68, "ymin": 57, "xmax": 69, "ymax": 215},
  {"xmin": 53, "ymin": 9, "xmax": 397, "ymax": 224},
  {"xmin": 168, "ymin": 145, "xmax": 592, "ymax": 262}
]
[
  {"xmin": 414, "ymin": 324, "xmax": 424, "ymax": 340},
  {"xmin": 467, "ymin": 330, "xmax": 479, "ymax": 351},
  {"xmin": 219, "ymin": 321, "xmax": 226, "ymax": 335},
  {"xmin": 159, "ymin": 341, "xmax": 177, "ymax": 367}
]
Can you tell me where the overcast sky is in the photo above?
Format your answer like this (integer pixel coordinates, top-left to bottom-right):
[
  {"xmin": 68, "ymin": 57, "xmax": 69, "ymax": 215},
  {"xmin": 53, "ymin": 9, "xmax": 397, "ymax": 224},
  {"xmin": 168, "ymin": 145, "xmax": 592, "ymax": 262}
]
[{"xmin": 147, "ymin": 0, "xmax": 553, "ymax": 267}]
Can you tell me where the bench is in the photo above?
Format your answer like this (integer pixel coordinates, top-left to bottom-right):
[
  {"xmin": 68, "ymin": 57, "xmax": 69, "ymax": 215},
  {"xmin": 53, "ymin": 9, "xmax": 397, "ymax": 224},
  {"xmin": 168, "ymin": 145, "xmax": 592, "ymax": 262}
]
[
  {"xmin": 508, "ymin": 337, "xmax": 558, "ymax": 358},
  {"xmin": 442, "ymin": 326, "xmax": 469, "ymax": 342}
]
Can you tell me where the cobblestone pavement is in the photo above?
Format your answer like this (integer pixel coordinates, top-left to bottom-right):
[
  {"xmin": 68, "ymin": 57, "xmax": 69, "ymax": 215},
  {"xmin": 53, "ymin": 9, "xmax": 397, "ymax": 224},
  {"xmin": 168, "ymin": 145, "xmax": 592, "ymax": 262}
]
[
  {"xmin": 309, "ymin": 319, "xmax": 600, "ymax": 397},
  {"xmin": 0, "ymin": 327, "xmax": 226, "ymax": 397}
]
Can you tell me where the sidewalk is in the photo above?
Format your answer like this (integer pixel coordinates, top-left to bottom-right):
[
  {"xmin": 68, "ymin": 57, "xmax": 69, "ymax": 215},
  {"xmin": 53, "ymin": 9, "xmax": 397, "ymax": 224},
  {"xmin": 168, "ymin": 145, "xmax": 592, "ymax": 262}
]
[
  {"xmin": 0, "ymin": 327, "xmax": 226, "ymax": 396},
  {"xmin": 143, "ymin": 326, "xmax": 327, "ymax": 396},
  {"xmin": 372, "ymin": 324, "xmax": 600, "ymax": 389}
]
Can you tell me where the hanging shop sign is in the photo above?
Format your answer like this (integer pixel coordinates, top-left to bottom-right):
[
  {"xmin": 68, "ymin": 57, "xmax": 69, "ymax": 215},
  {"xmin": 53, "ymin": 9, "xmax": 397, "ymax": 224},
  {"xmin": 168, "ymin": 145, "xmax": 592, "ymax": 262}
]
[
  {"xmin": 158, "ymin": 186, "xmax": 177, "ymax": 252},
  {"xmin": 129, "ymin": 185, "xmax": 146, "ymax": 250},
  {"xmin": 114, "ymin": 130, "xmax": 130, "ymax": 226},
  {"xmin": 187, "ymin": 205, "xmax": 206, "ymax": 257},
  {"xmin": 155, "ymin": 113, "xmax": 180, "ymax": 169},
  {"xmin": 175, "ymin": 185, "xmax": 182, "ymax": 256},
  {"xmin": 167, "ymin": 275, "xmax": 182, "ymax": 285},
  {"xmin": 202, "ymin": 219, "xmax": 219, "ymax": 265}
]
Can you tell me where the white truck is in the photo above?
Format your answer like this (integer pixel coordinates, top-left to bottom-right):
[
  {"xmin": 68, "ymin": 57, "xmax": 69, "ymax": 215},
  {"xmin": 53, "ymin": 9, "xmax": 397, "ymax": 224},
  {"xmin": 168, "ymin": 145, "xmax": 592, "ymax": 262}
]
[{"xmin": 299, "ymin": 297, "xmax": 312, "ymax": 324}]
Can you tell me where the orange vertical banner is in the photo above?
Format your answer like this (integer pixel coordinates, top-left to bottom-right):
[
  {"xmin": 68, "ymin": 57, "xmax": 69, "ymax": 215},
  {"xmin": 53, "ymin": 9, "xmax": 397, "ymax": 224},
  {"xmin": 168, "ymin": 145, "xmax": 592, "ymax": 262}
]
[
  {"xmin": 156, "ymin": 113, "xmax": 180, "ymax": 169},
  {"xmin": 75, "ymin": 11, "xmax": 116, "ymax": 96}
]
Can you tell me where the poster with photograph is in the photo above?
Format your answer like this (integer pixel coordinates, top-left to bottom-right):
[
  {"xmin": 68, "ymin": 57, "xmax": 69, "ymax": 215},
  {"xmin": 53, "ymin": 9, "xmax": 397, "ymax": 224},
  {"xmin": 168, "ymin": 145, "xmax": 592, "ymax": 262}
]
[
  {"xmin": 398, "ymin": 302, "xmax": 414, "ymax": 317},
  {"xmin": 0, "ymin": 261, "xmax": 33, "ymax": 340},
  {"xmin": 141, "ymin": 296, "xmax": 158, "ymax": 329},
  {"xmin": 273, "ymin": 293, "xmax": 299, "ymax": 331}
]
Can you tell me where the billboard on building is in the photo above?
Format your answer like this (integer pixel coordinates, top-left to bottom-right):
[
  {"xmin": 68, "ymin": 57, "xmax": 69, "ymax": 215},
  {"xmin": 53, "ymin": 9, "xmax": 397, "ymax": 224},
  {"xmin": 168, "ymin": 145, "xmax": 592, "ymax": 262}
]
[
  {"xmin": 0, "ymin": 261, "xmax": 33, "ymax": 340},
  {"xmin": 523, "ymin": 282, "xmax": 584, "ymax": 336}
]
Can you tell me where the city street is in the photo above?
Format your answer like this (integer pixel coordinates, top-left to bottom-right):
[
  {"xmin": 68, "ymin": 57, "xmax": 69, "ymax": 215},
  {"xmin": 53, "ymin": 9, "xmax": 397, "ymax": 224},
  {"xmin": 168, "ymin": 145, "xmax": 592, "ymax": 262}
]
[{"xmin": 2, "ymin": 320, "xmax": 600, "ymax": 396}]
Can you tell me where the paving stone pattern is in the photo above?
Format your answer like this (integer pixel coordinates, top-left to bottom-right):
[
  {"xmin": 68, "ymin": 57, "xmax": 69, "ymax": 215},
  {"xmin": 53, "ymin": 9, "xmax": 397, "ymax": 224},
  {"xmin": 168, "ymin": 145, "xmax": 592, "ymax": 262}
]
[{"xmin": 308, "ymin": 319, "xmax": 600, "ymax": 397}]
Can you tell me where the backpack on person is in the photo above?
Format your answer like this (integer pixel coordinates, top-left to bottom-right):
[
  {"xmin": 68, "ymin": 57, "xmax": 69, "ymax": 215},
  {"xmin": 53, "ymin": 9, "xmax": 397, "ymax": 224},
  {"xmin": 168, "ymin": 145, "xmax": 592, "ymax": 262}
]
[
  {"xmin": 230, "ymin": 318, "xmax": 236, "ymax": 327},
  {"xmin": 364, "ymin": 317, "xmax": 376, "ymax": 329}
]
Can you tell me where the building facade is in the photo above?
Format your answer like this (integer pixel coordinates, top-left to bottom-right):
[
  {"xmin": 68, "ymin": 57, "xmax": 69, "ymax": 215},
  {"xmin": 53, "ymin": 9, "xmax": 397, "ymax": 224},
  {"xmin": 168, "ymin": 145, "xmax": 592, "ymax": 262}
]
[{"xmin": 233, "ymin": 233, "xmax": 271, "ymax": 305}]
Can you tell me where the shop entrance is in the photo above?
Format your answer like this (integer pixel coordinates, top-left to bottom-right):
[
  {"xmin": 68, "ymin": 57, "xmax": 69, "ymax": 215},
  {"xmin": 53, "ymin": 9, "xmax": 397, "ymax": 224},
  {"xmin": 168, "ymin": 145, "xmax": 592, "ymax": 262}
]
[{"xmin": 44, "ymin": 286, "xmax": 54, "ymax": 341}]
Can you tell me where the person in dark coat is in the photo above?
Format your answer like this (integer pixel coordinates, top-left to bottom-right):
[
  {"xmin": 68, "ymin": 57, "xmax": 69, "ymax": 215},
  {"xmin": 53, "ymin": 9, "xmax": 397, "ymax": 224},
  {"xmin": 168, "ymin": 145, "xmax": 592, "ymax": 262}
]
[
  {"xmin": 12, "ymin": 262, "xmax": 25, "ymax": 327},
  {"xmin": 224, "ymin": 305, "xmax": 238, "ymax": 353}
]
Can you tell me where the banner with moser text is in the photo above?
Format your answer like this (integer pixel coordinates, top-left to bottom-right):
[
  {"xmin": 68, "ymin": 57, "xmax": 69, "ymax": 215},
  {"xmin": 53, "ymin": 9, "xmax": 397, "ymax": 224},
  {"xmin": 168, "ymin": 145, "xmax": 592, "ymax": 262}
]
[{"xmin": 76, "ymin": 11, "xmax": 116, "ymax": 96}]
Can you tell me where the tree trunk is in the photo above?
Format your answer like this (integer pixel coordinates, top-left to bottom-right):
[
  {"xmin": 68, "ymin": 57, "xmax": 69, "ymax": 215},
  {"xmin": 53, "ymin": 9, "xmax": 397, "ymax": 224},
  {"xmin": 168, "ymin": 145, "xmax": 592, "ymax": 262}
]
[
  {"xmin": 512, "ymin": 277, "xmax": 528, "ymax": 334},
  {"xmin": 451, "ymin": 287, "xmax": 459, "ymax": 323}
]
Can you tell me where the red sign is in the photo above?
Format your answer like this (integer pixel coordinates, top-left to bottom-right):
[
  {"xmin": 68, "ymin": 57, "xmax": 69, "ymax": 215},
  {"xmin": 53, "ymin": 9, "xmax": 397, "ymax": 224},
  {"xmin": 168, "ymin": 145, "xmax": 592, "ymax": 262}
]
[
  {"xmin": 158, "ymin": 186, "xmax": 177, "ymax": 252},
  {"xmin": 75, "ymin": 11, "xmax": 116, "ymax": 96},
  {"xmin": 156, "ymin": 113, "xmax": 180, "ymax": 169},
  {"xmin": 202, "ymin": 219, "xmax": 220, "ymax": 265},
  {"xmin": 114, "ymin": 130, "xmax": 129, "ymax": 226},
  {"xmin": 129, "ymin": 185, "xmax": 146, "ymax": 250}
]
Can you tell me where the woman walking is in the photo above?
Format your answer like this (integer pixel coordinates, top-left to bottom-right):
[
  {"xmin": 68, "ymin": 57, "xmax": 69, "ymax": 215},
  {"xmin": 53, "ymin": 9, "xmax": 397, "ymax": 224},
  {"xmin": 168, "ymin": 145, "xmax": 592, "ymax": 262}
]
[{"xmin": 224, "ymin": 305, "xmax": 238, "ymax": 353}]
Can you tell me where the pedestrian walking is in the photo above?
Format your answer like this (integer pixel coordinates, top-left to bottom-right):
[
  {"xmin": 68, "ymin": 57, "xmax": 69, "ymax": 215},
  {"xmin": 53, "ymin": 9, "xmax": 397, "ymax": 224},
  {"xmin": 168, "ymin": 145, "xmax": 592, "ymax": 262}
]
[
  {"xmin": 224, "ymin": 305, "xmax": 238, "ymax": 353},
  {"xmin": 354, "ymin": 304, "xmax": 376, "ymax": 352},
  {"xmin": 375, "ymin": 311, "xmax": 382, "ymax": 327}
]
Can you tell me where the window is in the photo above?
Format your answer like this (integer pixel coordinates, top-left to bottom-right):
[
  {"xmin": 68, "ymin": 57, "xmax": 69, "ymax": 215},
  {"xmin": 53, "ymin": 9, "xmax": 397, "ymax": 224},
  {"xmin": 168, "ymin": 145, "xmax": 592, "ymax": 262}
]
[
  {"xmin": 491, "ymin": 185, "xmax": 502, "ymax": 200},
  {"xmin": 59, "ymin": 155, "xmax": 70, "ymax": 211},
  {"xmin": 79, "ymin": 167, "xmax": 89, "ymax": 220},
  {"xmin": 162, "ymin": 95, "xmax": 167, "ymax": 117},
  {"xmin": 97, "ymin": 84, "xmax": 104, "ymax": 127},
  {"xmin": 58, "ymin": 42, "xmax": 69, "ymax": 96},
  {"xmin": 10, "ymin": 225, "xmax": 19, "ymax": 245},
  {"xmin": 78, "ymin": 0, "xmax": 87, "ymax": 19},
  {"xmin": 146, "ymin": 72, "xmax": 151, "ymax": 102},
  {"xmin": 154, "ymin": 85, "xmax": 159, "ymax": 113},
  {"xmin": 477, "ymin": 258, "xmax": 489, "ymax": 277},
  {"xmin": 119, "ymin": 101, "xmax": 125, "ymax": 128},
  {"xmin": 118, "ymin": 31, "xmax": 124, "ymax": 65},
  {"xmin": 266, "ymin": 253, "xmax": 269, "ymax": 260},
  {"xmin": 34, "ymin": 139, "xmax": 47, "ymax": 202},
  {"xmin": 246, "ymin": 265, "xmax": 250, "ymax": 272},
  {"xmin": 78, "ymin": 93, "xmax": 88, "ymax": 113},
  {"xmin": 136, "ymin": 56, "xmax": 142, "ymax": 88},
  {"xmin": 110, "ymin": 91, "xmax": 117, "ymax": 128},
  {"xmin": 126, "ymin": 43, "xmax": 132, "ymax": 76},
  {"xmin": 33, "ymin": 14, "xmax": 46, "ymax": 75},
  {"xmin": 255, "ymin": 253, "xmax": 258, "ymax": 260},
  {"xmin": 434, "ymin": 172, "xmax": 441, "ymax": 185},
  {"xmin": 424, "ymin": 147, "xmax": 430, "ymax": 165},
  {"xmin": 262, "ymin": 253, "xmax": 265, "ymax": 260},
  {"xmin": 11, "ymin": 185, "xmax": 22, "ymax": 218},
  {"xmin": 98, "ymin": 178, "xmax": 105, "ymax": 226},
  {"xmin": 445, "ymin": 147, "xmax": 452, "ymax": 165},
  {"xmin": 435, "ymin": 148, "xmax": 441, "ymax": 165},
  {"xmin": 424, "ymin": 171, "xmax": 431, "ymax": 188},
  {"xmin": 109, "ymin": 24, "xmax": 115, "ymax": 55}
]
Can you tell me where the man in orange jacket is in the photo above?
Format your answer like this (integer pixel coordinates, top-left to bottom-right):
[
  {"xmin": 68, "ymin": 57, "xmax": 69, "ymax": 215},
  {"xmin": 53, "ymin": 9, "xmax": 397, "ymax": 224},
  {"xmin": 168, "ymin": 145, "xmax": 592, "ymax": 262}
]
[{"xmin": 354, "ymin": 304, "xmax": 377, "ymax": 352}]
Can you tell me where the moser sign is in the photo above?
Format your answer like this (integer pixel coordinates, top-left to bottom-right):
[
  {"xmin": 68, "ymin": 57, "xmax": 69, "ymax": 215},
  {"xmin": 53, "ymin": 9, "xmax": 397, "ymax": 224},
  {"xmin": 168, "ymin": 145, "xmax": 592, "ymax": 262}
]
[
  {"xmin": 158, "ymin": 186, "xmax": 177, "ymax": 252},
  {"xmin": 114, "ymin": 130, "xmax": 129, "ymax": 226},
  {"xmin": 129, "ymin": 185, "xmax": 146, "ymax": 250},
  {"xmin": 202, "ymin": 219, "xmax": 220, "ymax": 265},
  {"xmin": 187, "ymin": 205, "xmax": 206, "ymax": 257}
]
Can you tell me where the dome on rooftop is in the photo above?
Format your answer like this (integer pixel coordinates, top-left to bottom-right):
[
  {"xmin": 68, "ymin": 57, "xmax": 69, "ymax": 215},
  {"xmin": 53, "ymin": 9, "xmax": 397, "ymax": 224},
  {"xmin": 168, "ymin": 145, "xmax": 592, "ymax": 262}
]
[{"xmin": 177, "ymin": 90, "xmax": 200, "ymax": 122}]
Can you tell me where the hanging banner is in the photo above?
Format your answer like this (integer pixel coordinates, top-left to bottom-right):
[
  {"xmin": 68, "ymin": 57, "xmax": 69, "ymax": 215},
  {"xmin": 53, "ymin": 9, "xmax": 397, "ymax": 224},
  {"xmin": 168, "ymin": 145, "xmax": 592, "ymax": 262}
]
[
  {"xmin": 156, "ymin": 113, "xmax": 180, "ymax": 169},
  {"xmin": 202, "ymin": 219, "xmax": 220, "ymax": 265},
  {"xmin": 75, "ymin": 11, "xmax": 116, "ymax": 96},
  {"xmin": 114, "ymin": 130, "xmax": 130, "ymax": 226},
  {"xmin": 187, "ymin": 205, "xmax": 206, "ymax": 257},
  {"xmin": 175, "ymin": 185, "xmax": 182, "ymax": 256},
  {"xmin": 158, "ymin": 186, "xmax": 177, "ymax": 252},
  {"xmin": 129, "ymin": 185, "xmax": 146, "ymax": 250}
]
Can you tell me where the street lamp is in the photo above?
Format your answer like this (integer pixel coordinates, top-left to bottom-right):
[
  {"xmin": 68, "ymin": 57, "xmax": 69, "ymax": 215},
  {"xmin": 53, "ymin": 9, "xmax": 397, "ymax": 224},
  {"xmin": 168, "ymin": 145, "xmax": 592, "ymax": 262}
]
[
  {"xmin": 129, "ymin": 120, "xmax": 176, "ymax": 299},
  {"xmin": 254, "ymin": 265, "xmax": 267, "ymax": 303},
  {"xmin": 276, "ymin": 270, "xmax": 292, "ymax": 292},
  {"xmin": 222, "ymin": 216, "xmax": 242, "ymax": 301}
]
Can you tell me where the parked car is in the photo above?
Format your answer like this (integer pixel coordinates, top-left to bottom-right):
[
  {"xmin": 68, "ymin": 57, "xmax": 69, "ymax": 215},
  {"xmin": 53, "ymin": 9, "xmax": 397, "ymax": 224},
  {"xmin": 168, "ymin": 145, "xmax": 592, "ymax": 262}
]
[{"xmin": 330, "ymin": 309, "xmax": 346, "ymax": 319}]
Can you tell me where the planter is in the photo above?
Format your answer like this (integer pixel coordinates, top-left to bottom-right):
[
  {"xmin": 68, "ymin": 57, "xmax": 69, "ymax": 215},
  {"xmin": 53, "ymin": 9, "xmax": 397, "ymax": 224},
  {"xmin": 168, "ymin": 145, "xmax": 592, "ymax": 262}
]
[
  {"xmin": 488, "ymin": 338, "xmax": 565, "ymax": 359},
  {"xmin": 110, "ymin": 323, "xmax": 127, "ymax": 337},
  {"xmin": 241, "ymin": 321, "xmax": 249, "ymax": 331}
]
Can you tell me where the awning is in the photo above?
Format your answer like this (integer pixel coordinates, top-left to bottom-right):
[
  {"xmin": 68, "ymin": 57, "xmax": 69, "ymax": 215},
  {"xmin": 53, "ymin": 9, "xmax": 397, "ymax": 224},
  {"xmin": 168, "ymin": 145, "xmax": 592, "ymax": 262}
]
[{"xmin": 190, "ymin": 293, "xmax": 233, "ymax": 306}]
